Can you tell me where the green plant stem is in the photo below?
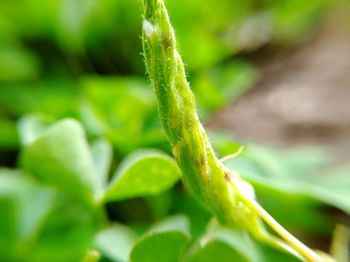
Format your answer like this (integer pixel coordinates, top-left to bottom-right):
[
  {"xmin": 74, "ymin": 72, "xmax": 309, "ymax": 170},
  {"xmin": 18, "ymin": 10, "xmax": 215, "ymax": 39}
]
[
  {"xmin": 142, "ymin": 0, "xmax": 239, "ymax": 226},
  {"xmin": 141, "ymin": 0, "xmax": 329, "ymax": 261},
  {"xmin": 330, "ymin": 225, "xmax": 350, "ymax": 262},
  {"xmin": 226, "ymin": 173, "xmax": 322, "ymax": 262}
]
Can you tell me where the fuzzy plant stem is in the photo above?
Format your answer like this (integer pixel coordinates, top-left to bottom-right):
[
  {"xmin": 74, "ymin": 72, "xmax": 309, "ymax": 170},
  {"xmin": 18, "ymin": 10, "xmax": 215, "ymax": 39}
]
[
  {"xmin": 141, "ymin": 1, "xmax": 327, "ymax": 261},
  {"xmin": 142, "ymin": 0, "xmax": 238, "ymax": 226}
]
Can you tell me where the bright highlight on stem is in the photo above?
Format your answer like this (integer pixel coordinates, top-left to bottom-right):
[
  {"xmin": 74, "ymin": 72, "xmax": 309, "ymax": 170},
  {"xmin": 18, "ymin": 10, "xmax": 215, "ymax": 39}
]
[{"xmin": 141, "ymin": 0, "xmax": 331, "ymax": 261}]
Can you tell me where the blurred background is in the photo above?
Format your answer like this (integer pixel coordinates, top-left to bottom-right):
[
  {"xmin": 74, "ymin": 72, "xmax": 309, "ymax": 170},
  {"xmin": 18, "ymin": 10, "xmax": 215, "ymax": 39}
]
[{"xmin": 1, "ymin": 0, "xmax": 350, "ymax": 261}]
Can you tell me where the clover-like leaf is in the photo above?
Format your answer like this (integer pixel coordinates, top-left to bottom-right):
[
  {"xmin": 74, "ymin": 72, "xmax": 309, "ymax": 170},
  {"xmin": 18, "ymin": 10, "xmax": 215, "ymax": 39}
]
[
  {"xmin": 104, "ymin": 150, "xmax": 181, "ymax": 202},
  {"xmin": 90, "ymin": 139, "xmax": 113, "ymax": 195},
  {"xmin": 130, "ymin": 215, "xmax": 190, "ymax": 262},
  {"xmin": 0, "ymin": 169, "xmax": 55, "ymax": 260},
  {"xmin": 0, "ymin": 171, "xmax": 97, "ymax": 262},
  {"xmin": 20, "ymin": 119, "xmax": 97, "ymax": 202},
  {"xmin": 17, "ymin": 114, "xmax": 53, "ymax": 146},
  {"xmin": 28, "ymin": 196, "xmax": 98, "ymax": 262},
  {"xmin": 95, "ymin": 224, "xmax": 137, "ymax": 262},
  {"xmin": 185, "ymin": 222, "xmax": 300, "ymax": 262},
  {"xmin": 185, "ymin": 226, "xmax": 260, "ymax": 262}
]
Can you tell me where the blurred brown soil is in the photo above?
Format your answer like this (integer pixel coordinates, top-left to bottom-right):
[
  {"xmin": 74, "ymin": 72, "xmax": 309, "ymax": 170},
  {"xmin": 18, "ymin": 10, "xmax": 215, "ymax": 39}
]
[{"xmin": 208, "ymin": 10, "xmax": 350, "ymax": 162}]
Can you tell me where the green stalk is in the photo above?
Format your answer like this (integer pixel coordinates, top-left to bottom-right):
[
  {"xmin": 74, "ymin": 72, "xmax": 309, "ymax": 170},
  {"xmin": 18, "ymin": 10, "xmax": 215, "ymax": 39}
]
[
  {"xmin": 141, "ymin": 1, "xmax": 329, "ymax": 261},
  {"xmin": 142, "ymin": 0, "xmax": 239, "ymax": 226}
]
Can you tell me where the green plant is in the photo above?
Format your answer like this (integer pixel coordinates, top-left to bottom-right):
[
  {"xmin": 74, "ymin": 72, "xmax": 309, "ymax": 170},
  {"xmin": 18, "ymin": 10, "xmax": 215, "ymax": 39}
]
[
  {"xmin": 1, "ymin": 0, "xmax": 350, "ymax": 261},
  {"xmin": 141, "ymin": 0, "xmax": 335, "ymax": 261},
  {"xmin": 1, "ymin": 116, "xmax": 183, "ymax": 261},
  {"xmin": 3, "ymin": 114, "xmax": 349, "ymax": 261}
]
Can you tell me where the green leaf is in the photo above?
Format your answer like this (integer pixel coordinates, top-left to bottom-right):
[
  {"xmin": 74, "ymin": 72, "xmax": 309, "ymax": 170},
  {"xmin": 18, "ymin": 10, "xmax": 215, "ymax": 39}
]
[
  {"xmin": 194, "ymin": 61, "xmax": 257, "ymax": 114},
  {"xmin": 104, "ymin": 150, "xmax": 181, "ymax": 202},
  {"xmin": 222, "ymin": 144, "xmax": 348, "ymax": 233},
  {"xmin": 81, "ymin": 250, "xmax": 101, "ymax": 262},
  {"xmin": 130, "ymin": 215, "xmax": 190, "ymax": 262},
  {"xmin": 171, "ymin": 190, "xmax": 211, "ymax": 239},
  {"xmin": 0, "ymin": 118, "xmax": 19, "ymax": 149},
  {"xmin": 17, "ymin": 114, "xmax": 54, "ymax": 146},
  {"xmin": 0, "ymin": 195, "xmax": 16, "ymax": 260},
  {"xmin": 95, "ymin": 224, "xmax": 137, "ymax": 262},
  {"xmin": 209, "ymin": 132, "xmax": 242, "ymax": 157},
  {"xmin": 80, "ymin": 76, "xmax": 156, "ymax": 155},
  {"xmin": 90, "ymin": 139, "xmax": 113, "ymax": 195},
  {"xmin": 0, "ymin": 169, "xmax": 55, "ymax": 260},
  {"xmin": 145, "ymin": 190, "xmax": 173, "ymax": 220},
  {"xmin": 306, "ymin": 167, "xmax": 350, "ymax": 215},
  {"xmin": 258, "ymin": 243, "xmax": 301, "ymax": 262},
  {"xmin": 185, "ymin": 223, "xmax": 300, "ymax": 262},
  {"xmin": 185, "ymin": 226, "xmax": 260, "ymax": 262},
  {"xmin": 0, "ymin": 43, "xmax": 40, "ymax": 81},
  {"xmin": 27, "ymin": 195, "xmax": 99, "ymax": 262},
  {"xmin": 0, "ymin": 169, "xmax": 23, "ymax": 259},
  {"xmin": 0, "ymin": 80, "xmax": 77, "ymax": 119},
  {"xmin": 20, "ymin": 119, "xmax": 97, "ymax": 202}
]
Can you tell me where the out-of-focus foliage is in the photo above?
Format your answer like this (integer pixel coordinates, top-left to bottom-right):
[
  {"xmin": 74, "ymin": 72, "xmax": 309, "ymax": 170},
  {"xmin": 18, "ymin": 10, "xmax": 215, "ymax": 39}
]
[
  {"xmin": 0, "ymin": 0, "xmax": 347, "ymax": 261},
  {"xmin": 0, "ymin": 0, "xmax": 334, "ymax": 153},
  {"xmin": 0, "ymin": 0, "xmax": 334, "ymax": 156},
  {"xmin": 223, "ymin": 144, "xmax": 350, "ymax": 234},
  {"xmin": 0, "ymin": 0, "xmax": 332, "ymax": 75}
]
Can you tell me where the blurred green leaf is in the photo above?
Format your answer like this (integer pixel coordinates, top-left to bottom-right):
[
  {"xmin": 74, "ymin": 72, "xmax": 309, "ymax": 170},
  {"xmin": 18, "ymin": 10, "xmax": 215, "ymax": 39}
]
[
  {"xmin": 272, "ymin": 0, "xmax": 332, "ymax": 40},
  {"xmin": 0, "ymin": 193, "xmax": 16, "ymax": 260},
  {"xmin": 27, "ymin": 195, "xmax": 99, "ymax": 262},
  {"xmin": 185, "ymin": 222, "xmax": 300, "ymax": 262},
  {"xmin": 209, "ymin": 132, "xmax": 243, "ymax": 157},
  {"xmin": 18, "ymin": 114, "xmax": 54, "ymax": 146},
  {"xmin": 258, "ymin": 243, "xmax": 300, "ymax": 262},
  {"xmin": 0, "ymin": 169, "xmax": 55, "ymax": 260},
  {"xmin": 185, "ymin": 226, "xmax": 260, "ymax": 262},
  {"xmin": 81, "ymin": 250, "xmax": 101, "ymax": 262},
  {"xmin": 95, "ymin": 224, "xmax": 137, "ymax": 262},
  {"xmin": 0, "ymin": 118, "xmax": 19, "ymax": 149},
  {"xmin": 80, "ymin": 76, "xmax": 157, "ymax": 154},
  {"xmin": 171, "ymin": 189, "xmax": 211, "ymax": 239},
  {"xmin": 0, "ymin": 80, "xmax": 78, "ymax": 118},
  {"xmin": 0, "ymin": 41, "xmax": 40, "ymax": 81},
  {"xmin": 194, "ymin": 61, "xmax": 258, "ymax": 114},
  {"xmin": 130, "ymin": 215, "xmax": 190, "ymax": 262},
  {"xmin": 20, "ymin": 119, "xmax": 97, "ymax": 202},
  {"xmin": 166, "ymin": 0, "xmax": 253, "ymax": 70},
  {"xmin": 105, "ymin": 150, "xmax": 181, "ymax": 202},
  {"xmin": 145, "ymin": 190, "xmax": 173, "ymax": 220},
  {"xmin": 223, "ymin": 145, "xmax": 349, "ymax": 233},
  {"xmin": 90, "ymin": 138, "xmax": 112, "ymax": 196},
  {"xmin": 305, "ymin": 166, "xmax": 350, "ymax": 215}
]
